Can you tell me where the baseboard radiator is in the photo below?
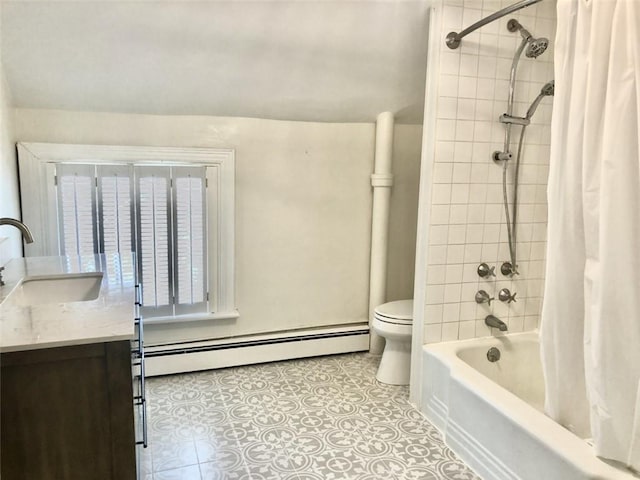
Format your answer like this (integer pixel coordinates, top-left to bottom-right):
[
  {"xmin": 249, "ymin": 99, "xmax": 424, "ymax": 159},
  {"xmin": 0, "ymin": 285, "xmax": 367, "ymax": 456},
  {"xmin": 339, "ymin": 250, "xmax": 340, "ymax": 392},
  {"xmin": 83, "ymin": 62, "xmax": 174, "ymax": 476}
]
[{"xmin": 144, "ymin": 324, "xmax": 370, "ymax": 376}]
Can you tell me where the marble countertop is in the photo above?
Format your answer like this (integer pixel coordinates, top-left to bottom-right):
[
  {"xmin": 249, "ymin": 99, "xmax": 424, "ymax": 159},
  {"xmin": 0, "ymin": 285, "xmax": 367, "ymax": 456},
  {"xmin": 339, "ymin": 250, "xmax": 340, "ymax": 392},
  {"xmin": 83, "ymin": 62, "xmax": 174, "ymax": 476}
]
[{"xmin": 0, "ymin": 254, "xmax": 136, "ymax": 353}]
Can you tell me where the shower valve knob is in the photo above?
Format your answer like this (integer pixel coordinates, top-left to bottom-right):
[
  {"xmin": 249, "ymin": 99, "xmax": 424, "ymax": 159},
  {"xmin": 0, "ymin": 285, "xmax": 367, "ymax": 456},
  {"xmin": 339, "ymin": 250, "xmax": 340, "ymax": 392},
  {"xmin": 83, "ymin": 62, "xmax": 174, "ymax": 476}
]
[
  {"xmin": 475, "ymin": 290, "xmax": 494, "ymax": 305},
  {"xmin": 477, "ymin": 263, "xmax": 496, "ymax": 278},
  {"xmin": 501, "ymin": 262, "xmax": 519, "ymax": 277},
  {"xmin": 498, "ymin": 288, "xmax": 517, "ymax": 303}
]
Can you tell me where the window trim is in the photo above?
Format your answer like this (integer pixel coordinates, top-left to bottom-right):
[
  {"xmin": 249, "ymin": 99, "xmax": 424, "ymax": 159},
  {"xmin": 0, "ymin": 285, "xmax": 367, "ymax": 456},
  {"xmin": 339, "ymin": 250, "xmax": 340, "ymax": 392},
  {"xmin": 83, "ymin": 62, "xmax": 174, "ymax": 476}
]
[{"xmin": 17, "ymin": 142, "xmax": 236, "ymax": 321}]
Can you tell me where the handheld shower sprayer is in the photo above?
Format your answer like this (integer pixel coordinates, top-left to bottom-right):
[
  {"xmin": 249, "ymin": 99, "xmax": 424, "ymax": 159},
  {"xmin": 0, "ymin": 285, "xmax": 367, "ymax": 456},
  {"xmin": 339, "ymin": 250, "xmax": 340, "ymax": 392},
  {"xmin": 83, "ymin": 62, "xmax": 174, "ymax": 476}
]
[
  {"xmin": 499, "ymin": 80, "xmax": 555, "ymax": 126},
  {"xmin": 525, "ymin": 80, "xmax": 555, "ymax": 119},
  {"xmin": 540, "ymin": 80, "xmax": 555, "ymax": 96}
]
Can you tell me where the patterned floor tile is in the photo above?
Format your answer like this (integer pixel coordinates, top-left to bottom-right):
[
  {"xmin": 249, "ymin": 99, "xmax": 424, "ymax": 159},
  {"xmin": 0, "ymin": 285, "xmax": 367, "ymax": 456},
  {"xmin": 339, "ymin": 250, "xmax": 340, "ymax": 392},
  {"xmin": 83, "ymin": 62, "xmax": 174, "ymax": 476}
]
[
  {"xmin": 195, "ymin": 438, "xmax": 245, "ymax": 469},
  {"xmin": 303, "ymin": 447, "xmax": 396, "ymax": 480},
  {"xmin": 199, "ymin": 460, "xmax": 248, "ymax": 479},
  {"xmin": 190, "ymin": 416, "xmax": 237, "ymax": 442},
  {"xmin": 150, "ymin": 439, "xmax": 199, "ymax": 472},
  {"xmin": 154, "ymin": 464, "xmax": 202, "ymax": 480},
  {"xmin": 144, "ymin": 352, "xmax": 480, "ymax": 480},
  {"xmin": 138, "ymin": 446, "xmax": 153, "ymax": 476}
]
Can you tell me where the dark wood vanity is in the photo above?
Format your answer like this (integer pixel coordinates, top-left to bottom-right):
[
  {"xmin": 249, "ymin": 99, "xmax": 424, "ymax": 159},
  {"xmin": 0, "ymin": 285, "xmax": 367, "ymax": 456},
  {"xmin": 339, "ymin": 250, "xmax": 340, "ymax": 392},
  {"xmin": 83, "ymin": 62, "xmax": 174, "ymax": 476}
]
[
  {"xmin": 0, "ymin": 255, "xmax": 146, "ymax": 480},
  {"xmin": 1, "ymin": 341, "xmax": 137, "ymax": 480}
]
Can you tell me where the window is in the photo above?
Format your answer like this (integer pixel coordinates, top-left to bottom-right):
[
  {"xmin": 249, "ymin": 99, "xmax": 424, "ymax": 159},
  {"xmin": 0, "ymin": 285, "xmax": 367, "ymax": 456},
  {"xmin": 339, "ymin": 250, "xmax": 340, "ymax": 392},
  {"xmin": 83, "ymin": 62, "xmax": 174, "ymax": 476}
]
[
  {"xmin": 18, "ymin": 143, "xmax": 236, "ymax": 322},
  {"xmin": 55, "ymin": 164, "xmax": 207, "ymax": 318}
]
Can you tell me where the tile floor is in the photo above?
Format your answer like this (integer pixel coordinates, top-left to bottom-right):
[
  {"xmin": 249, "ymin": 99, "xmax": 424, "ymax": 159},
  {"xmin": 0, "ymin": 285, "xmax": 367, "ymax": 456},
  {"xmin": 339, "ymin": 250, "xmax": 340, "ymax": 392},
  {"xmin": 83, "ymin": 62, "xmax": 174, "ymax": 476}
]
[{"xmin": 140, "ymin": 352, "xmax": 480, "ymax": 480}]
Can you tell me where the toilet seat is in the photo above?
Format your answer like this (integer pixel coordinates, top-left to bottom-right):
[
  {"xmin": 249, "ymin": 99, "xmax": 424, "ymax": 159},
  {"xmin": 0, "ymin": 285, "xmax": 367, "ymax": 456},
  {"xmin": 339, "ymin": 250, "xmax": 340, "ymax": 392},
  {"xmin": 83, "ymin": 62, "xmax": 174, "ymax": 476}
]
[
  {"xmin": 374, "ymin": 314, "xmax": 412, "ymax": 326},
  {"xmin": 374, "ymin": 300, "xmax": 413, "ymax": 325}
]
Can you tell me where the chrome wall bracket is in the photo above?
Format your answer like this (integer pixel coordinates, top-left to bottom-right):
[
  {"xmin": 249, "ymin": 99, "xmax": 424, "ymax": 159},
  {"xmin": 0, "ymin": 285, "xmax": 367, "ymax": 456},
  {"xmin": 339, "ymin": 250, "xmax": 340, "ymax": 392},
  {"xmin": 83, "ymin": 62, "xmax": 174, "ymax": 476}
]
[{"xmin": 493, "ymin": 151, "xmax": 513, "ymax": 164}]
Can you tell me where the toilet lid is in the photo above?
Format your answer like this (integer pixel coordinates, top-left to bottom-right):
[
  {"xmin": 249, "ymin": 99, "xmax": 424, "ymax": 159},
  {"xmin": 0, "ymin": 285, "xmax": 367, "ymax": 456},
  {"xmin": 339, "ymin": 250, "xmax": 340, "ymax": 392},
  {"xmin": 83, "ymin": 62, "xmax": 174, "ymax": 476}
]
[{"xmin": 374, "ymin": 299, "xmax": 413, "ymax": 322}]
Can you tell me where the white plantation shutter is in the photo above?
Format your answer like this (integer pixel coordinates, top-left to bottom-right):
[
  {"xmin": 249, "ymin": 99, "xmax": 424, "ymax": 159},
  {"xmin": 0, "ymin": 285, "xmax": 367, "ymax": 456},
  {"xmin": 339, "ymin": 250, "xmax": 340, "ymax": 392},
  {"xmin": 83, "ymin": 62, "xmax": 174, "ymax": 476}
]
[
  {"xmin": 97, "ymin": 165, "xmax": 134, "ymax": 255},
  {"xmin": 21, "ymin": 144, "xmax": 235, "ymax": 323},
  {"xmin": 137, "ymin": 168, "xmax": 172, "ymax": 316},
  {"xmin": 56, "ymin": 164, "xmax": 97, "ymax": 256},
  {"xmin": 51, "ymin": 157, "xmax": 216, "ymax": 320},
  {"xmin": 173, "ymin": 167, "xmax": 207, "ymax": 315}
]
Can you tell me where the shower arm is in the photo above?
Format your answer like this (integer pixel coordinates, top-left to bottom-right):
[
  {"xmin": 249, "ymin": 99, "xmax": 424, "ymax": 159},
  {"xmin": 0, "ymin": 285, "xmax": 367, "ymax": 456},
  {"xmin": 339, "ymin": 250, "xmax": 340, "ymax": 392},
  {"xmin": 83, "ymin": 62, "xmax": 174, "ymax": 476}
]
[{"xmin": 445, "ymin": 0, "xmax": 542, "ymax": 50}]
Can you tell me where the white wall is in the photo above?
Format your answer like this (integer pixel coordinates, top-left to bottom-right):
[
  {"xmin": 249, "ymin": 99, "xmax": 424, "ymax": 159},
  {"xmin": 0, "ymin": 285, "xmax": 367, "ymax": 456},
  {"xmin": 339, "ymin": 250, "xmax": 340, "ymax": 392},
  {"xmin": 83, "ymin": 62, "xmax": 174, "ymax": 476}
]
[
  {"xmin": 0, "ymin": 65, "xmax": 20, "ymax": 264},
  {"xmin": 387, "ymin": 125, "xmax": 422, "ymax": 301},
  {"xmin": 414, "ymin": 0, "xmax": 556, "ymax": 350},
  {"xmin": 13, "ymin": 109, "xmax": 420, "ymax": 344}
]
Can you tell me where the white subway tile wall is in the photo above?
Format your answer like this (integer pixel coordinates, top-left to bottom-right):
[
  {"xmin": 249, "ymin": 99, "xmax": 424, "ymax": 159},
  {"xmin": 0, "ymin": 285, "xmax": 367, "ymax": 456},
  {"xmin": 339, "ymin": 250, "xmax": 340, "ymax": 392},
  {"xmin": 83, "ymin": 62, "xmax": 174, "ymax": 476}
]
[{"xmin": 424, "ymin": 0, "xmax": 556, "ymax": 343}]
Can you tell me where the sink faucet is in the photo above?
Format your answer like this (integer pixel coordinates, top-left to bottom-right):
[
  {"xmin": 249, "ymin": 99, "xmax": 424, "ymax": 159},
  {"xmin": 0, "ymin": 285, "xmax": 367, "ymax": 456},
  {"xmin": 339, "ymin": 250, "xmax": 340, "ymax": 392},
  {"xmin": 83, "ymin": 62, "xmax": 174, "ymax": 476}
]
[
  {"xmin": 0, "ymin": 218, "xmax": 34, "ymax": 244},
  {"xmin": 485, "ymin": 315, "xmax": 508, "ymax": 332},
  {"xmin": 0, "ymin": 218, "xmax": 34, "ymax": 286}
]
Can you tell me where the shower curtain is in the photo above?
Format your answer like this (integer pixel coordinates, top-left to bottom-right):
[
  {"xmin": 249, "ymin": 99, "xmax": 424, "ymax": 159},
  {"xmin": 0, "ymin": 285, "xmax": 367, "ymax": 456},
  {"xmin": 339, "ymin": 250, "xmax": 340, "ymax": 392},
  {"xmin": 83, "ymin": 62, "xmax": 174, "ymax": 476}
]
[{"xmin": 540, "ymin": 0, "xmax": 640, "ymax": 468}]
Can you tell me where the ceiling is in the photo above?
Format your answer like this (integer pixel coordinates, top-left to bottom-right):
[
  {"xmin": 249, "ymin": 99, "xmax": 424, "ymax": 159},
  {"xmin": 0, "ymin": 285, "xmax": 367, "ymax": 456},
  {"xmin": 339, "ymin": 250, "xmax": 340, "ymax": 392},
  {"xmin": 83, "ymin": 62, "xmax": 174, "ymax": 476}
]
[{"xmin": 1, "ymin": 1, "xmax": 430, "ymax": 124}]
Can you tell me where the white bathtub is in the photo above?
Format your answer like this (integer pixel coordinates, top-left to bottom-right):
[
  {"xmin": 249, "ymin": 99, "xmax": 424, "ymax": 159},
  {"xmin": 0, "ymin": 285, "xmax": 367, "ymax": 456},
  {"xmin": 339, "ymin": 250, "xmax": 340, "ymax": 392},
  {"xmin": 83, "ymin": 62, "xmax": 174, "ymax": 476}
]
[{"xmin": 422, "ymin": 332, "xmax": 639, "ymax": 480}]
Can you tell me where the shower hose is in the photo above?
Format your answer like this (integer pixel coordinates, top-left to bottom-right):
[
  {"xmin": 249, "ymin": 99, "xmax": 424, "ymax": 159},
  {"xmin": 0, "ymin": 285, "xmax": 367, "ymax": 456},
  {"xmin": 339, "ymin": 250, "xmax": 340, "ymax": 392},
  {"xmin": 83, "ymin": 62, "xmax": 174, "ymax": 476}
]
[{"xmin": 502, "ymin": 124, "xmax": 527, "ymax": 274}]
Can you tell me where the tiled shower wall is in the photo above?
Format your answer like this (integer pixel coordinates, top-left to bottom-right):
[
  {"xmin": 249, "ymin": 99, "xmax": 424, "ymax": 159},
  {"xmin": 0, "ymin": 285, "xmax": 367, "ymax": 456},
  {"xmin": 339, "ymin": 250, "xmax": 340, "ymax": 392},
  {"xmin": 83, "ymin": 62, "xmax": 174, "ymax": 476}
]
[{"xmin": 423, "ymin": 0, "xmax": 556, "ymax": 343}]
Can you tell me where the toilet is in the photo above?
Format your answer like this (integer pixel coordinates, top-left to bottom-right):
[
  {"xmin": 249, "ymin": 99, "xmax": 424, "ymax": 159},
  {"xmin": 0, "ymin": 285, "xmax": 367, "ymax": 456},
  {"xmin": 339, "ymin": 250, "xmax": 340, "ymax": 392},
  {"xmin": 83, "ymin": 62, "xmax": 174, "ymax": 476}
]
[{"xmin": 372, "ymin": 299, "xmax": 413, "ymax": 385}]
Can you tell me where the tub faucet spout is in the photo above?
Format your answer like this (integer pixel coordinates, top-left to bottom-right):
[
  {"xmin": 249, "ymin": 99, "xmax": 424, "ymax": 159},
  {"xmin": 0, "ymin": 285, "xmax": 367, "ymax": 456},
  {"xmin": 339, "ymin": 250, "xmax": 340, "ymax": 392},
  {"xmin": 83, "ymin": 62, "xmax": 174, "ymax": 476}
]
[{"xmin": 485, "ymin": 315, "xmax": 508, "ymax": 331}]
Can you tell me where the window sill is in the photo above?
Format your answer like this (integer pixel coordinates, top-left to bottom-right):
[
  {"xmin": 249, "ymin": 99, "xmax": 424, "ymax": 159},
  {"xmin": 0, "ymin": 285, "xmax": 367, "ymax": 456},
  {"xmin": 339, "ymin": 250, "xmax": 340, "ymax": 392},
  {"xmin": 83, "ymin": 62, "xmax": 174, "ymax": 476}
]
[{"xmin": 143, "ymin": 310, "xmax": 240, "ymax": 325}]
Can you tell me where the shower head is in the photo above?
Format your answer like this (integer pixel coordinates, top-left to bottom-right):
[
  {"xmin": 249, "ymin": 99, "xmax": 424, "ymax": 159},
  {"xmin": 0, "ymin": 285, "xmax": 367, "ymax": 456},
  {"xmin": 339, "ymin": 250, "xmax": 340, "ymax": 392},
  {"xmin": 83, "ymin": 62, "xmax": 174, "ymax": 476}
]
[
  {"xmin": 526, "ymin": 80, "xmax": 555, "ymax": 119},
  {"xmin": 526, "ymin": 37, "xmax": 549, "ymax": 58},
  {"xmin": 540, "ymin": 80, "xmax": 555, "ymax": 96},
  {"xmin": 507, "ymin": 19, "xmax": 549, "ymax": 58}
]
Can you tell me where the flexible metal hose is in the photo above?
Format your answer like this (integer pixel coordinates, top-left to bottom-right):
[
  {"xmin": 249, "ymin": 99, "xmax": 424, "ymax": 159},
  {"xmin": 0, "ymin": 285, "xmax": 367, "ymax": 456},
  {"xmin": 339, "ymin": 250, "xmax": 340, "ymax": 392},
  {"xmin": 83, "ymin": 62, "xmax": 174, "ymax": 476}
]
[{"xmin": 502, "ymin": 124, "xmax": 527, "ymax": 272}]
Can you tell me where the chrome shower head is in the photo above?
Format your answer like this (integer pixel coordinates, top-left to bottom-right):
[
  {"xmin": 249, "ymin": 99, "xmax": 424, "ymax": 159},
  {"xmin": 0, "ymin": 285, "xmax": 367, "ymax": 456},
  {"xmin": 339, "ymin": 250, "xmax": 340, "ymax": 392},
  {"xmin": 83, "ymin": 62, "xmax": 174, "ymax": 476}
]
[
  {"xmin": 507, "ymin": 18, "xmax": 549, "ymax": 58},
  {"xmin": 540, "ymin": 80, "xmax": 555, "ymax": 96},
  {"xmin": 526, "ymin": 37, "xmax": 549, "ymax": 58}
]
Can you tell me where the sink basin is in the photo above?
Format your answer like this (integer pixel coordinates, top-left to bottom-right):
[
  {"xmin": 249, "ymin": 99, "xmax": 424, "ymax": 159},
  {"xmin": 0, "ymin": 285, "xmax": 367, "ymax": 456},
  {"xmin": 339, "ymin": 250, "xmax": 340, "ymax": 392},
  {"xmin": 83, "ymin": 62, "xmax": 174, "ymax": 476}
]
[{"xmin": 16, "ymin": 272, "xmax": 103, "ymax": 306}]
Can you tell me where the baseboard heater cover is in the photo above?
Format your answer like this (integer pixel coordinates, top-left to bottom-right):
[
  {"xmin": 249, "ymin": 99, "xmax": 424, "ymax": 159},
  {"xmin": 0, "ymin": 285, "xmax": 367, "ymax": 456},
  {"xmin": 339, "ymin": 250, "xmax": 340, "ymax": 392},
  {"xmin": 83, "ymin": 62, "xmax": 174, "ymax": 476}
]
[{"xmin": 145, "ymin": 326, "xmax": 370, "ymax": 376}]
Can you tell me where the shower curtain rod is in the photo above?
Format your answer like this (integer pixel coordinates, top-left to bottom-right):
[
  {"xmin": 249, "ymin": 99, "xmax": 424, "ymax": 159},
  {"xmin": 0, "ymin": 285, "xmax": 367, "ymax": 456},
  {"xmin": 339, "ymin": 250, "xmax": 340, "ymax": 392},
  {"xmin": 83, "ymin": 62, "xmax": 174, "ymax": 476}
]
[{"xmin": 445, "ymin": 0, "xmax": 543, "ymax": 49}]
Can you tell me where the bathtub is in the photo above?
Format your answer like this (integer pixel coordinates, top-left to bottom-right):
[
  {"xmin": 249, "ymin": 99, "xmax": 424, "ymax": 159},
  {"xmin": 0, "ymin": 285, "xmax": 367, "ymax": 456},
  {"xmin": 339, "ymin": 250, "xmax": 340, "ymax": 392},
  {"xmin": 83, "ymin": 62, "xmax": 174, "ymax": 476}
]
[{"xmin": 421, "ymin": 332, "xmax": 639, "ymax": 480}]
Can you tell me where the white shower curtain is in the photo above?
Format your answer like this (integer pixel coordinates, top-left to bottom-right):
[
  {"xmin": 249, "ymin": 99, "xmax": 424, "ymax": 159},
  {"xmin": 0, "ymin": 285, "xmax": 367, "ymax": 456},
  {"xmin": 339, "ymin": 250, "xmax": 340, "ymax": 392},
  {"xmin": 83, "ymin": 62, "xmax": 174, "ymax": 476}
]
[{"xmin": 540, "ymin": 0, "xmax": 640, "ymax": 469}]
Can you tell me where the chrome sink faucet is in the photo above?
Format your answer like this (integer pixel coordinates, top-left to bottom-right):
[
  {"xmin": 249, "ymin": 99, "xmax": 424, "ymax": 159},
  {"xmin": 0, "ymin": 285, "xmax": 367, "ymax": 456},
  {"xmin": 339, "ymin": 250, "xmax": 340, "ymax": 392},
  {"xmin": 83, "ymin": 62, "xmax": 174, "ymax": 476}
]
[
  {"xmin": 0, "ymin": 218, "xmax": 34, "ymax": 286},
  {"xmin": 0, "ymin": 218, "xmax": 34, "ymax": 244}
]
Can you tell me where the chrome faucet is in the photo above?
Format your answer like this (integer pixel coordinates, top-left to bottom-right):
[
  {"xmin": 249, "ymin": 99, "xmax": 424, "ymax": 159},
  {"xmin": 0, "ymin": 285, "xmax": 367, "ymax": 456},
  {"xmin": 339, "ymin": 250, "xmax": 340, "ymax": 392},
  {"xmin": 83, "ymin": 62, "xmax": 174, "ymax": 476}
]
[
  {"xmin": 498, "ymin": 288, "xmax": 517, "ymax": 303},
  {"xmin": 0, "ymin": 218, "xmax": 34, "ymax": 286},
  {"xmin": 475, "ymin": 290, "xmax": 494, "ymax": 305},
  {"xmin": 0, "ymin": 218, "xmax": 34, "ymax": 244},
  {"xmin": 485, "ymin": 315, "xmax": 508, "ymax": 332}
]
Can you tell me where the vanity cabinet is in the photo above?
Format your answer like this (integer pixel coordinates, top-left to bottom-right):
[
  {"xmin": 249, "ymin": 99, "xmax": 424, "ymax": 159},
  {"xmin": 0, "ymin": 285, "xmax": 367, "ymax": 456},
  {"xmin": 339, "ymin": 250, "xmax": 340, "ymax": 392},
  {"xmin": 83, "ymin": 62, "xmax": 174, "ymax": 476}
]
[{"xmin": 0, "ymin": 340, "xmax": 137, "ymax": 480}]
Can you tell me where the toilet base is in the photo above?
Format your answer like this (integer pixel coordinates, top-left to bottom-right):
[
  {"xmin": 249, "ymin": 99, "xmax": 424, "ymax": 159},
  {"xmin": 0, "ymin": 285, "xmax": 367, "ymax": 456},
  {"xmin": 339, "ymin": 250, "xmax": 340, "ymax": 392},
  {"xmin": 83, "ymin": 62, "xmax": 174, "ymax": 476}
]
[{"xmin": 375, "ymin": 338, "xmax": 411, "ymax": 385}]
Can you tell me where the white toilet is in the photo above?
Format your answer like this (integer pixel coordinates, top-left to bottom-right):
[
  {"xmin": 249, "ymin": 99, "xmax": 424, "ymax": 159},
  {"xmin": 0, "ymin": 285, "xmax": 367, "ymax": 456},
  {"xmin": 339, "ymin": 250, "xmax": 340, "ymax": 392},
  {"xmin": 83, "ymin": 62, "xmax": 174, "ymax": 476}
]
[{"xmin": 372, "ymin": 299, "xmax": 413, "ymax": 385}]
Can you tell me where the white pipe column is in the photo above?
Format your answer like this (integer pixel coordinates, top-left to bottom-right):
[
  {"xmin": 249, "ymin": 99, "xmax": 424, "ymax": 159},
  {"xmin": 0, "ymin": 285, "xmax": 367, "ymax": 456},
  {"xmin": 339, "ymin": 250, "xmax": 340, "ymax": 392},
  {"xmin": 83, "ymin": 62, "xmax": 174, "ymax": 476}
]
[{"xmin": 368, "ymin": 111, "xmax": 395, "ymax": 354}]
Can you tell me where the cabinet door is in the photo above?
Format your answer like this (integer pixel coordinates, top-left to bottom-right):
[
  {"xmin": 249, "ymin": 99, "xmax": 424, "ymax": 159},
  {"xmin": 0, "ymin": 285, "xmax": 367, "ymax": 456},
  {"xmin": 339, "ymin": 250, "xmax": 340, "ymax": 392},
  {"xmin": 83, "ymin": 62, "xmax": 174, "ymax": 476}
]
[{"xmin": 1, "ymin": 341, "xmax": 136, "ymax": 480}]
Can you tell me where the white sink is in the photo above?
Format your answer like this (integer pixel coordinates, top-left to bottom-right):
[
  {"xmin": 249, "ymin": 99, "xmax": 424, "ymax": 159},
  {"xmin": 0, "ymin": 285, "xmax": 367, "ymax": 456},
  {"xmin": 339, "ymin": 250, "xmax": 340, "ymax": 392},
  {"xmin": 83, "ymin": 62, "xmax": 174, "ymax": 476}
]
[{"xmin": 16, "ymin": 272, "xmax": 103, "ymax": 306}]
